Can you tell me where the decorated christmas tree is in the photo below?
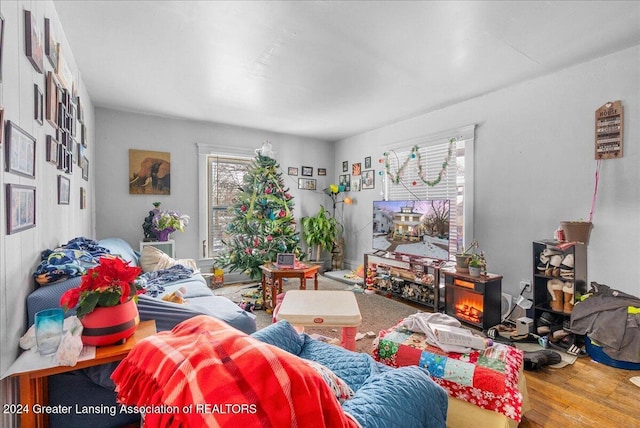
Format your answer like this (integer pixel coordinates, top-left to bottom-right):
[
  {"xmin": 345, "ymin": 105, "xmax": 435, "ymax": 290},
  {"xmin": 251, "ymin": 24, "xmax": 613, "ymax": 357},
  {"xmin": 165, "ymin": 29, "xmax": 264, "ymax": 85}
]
[{"xmin": 215, "ymin": 145, "xmax": 302, "ymax": 280}]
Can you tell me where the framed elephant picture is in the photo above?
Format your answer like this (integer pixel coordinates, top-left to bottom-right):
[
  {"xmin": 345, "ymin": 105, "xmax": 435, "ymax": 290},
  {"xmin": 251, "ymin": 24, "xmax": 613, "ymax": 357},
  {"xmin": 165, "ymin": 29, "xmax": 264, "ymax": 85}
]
[{"xmin": 129, "ymin": 149, "xmax": 171, "ymax": 195}]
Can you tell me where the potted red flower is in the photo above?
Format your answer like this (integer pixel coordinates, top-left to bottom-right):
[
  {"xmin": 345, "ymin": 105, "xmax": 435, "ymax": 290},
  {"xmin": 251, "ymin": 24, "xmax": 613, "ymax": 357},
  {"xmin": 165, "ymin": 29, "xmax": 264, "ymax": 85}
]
[{"xmin": 60, "ymin": 256, "xmax": 145, "ymax": 346}]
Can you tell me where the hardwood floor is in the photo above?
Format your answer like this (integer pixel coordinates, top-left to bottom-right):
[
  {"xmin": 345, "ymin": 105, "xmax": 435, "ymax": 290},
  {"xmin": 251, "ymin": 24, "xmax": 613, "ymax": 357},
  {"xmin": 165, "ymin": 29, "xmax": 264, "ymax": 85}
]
[{"xmin": 519, "ymin": 357, "xmax": 640, "ymax": 427}]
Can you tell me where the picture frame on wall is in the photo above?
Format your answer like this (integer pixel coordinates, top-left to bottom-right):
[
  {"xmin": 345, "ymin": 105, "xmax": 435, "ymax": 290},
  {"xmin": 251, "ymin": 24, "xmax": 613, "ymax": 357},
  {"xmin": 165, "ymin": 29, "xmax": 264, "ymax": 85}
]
[
  {"xmin": 317, "ymin": 168, "xmax": 327, "ymax": 176},
  {"xmin": 362, "ymin": 169, "xmax": 375, "ymax": 190},
  {"xmin": 298, "ymin": 178, "xmax": 316, "ymax": 190},
  {"xmin": 80, "ymin": 187, "xmax": 86, "ymax": 209},
  {"xmin": 24, "ymin": 10, "xmax": 44, "ymax": 74},
  {"xmin": 0, "ymin": 107, "xmax": 4, "ymax": 146},
  {"xmin": 352, "ymin": 177, "xmax": 361, "ymax": 192},
  {"xmin": 287, "ymin": 166, "xmax": 298, "ymax": 176},
  {"xmin": 129, "ymin": 149, "xmax": 169, "ymax": 194},
  {"xmin": 0, "ymin": 13, "xmax": 5, "ymax": 82},
  {"xmin": 301, "ymin": 166, "xmax": 313, "ymax": 177},
  {"xmin": 34, "ymin": 84, "xmax": 44, "ymax": 125},
  {"xmin": 46, "ymin": 135, "xmax": 58, "ymax": 164},
  {"xmin": 6, "ymin": 184, "xmax": 36, "ymax": 235},
  {"xmin": 352, "ymin": 162, "xmax": 362, "ymax": 176},
  {"xmin": 57, "ymin": 175, "xmax": 70, "ymax": 204},
  {"xmin": 44, "ymin": 17, "xmax": 58, "ymax": 71},
  {"xmin": 82, "ymin": 156, "xmax": 89, "ymax": 181},
  {"xmin": 339, "ymin": 174, "xmax": 351, "ymax": 191},
  {"xmin": 342, "ymin": 160, "xmax": 348, "ymax": 172},
  {"xmin": 46, "ymin": 72, "xmax": 59, "ymax": 127},
  {"xmin": 56, "ymin": 49, "xmax": 73, "ymax": 90},
  {"xmin": 5, "ymin": 121, "xmax": 36, "ymax": 178},
  {"xmin": 365, "ymin": 156, "xmax": 371, "ymax": 169}
]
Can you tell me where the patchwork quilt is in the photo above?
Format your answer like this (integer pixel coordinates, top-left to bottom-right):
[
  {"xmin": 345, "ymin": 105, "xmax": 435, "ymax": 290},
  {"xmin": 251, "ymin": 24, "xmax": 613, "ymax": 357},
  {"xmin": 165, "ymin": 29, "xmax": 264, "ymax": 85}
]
[{"xmin": 374, "ymin": 323, "xmax": 524, "ymax": 422}]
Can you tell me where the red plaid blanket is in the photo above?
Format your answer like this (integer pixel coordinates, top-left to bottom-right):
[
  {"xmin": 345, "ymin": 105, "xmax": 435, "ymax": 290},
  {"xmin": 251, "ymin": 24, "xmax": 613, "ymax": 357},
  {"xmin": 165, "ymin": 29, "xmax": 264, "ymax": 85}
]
[{"xmin": 112, "ymin": 316, "xmax": 358, "ymax": 428}]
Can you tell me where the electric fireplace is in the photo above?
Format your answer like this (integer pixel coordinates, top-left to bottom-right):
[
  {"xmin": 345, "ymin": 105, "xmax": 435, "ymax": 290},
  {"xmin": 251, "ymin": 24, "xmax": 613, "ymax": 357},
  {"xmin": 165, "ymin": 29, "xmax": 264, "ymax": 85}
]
[{"xmin": 444, "ymin": 271, "xmax": 502, "ymax": 330}]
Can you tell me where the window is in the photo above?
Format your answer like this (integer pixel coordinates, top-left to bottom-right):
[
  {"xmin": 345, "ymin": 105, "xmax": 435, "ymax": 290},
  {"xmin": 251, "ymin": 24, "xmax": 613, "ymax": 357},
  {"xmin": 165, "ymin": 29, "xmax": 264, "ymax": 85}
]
[
  {"xmin": 205, "ymin": 155, "xmax": 252, "ymax": 258},
  {"xmin": 384, "ymin": 125, "xmax": 475, "ymax": 259},
  {"xmin": 197, "ymin": 143, "xmax": 256, "ymax": 259}
]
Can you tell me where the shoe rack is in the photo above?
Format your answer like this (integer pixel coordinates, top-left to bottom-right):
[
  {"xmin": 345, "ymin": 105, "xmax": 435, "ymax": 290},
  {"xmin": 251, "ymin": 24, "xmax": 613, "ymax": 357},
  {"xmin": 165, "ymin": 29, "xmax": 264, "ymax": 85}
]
[{"xmin": 532, "ymin": 240, "xmax": 587, "ymax": 329}]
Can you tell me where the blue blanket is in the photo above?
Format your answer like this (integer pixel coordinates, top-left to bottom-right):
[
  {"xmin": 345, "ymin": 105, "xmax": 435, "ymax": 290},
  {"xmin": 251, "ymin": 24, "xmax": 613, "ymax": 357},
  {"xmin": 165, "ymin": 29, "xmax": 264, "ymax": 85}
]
[
  {"xmin": 33, "ymin": 237, "xmax": 112, "ymax": 285},
  {"xmin": 138, "ymin": 265, "xmax": 195, "ymax": 297}
]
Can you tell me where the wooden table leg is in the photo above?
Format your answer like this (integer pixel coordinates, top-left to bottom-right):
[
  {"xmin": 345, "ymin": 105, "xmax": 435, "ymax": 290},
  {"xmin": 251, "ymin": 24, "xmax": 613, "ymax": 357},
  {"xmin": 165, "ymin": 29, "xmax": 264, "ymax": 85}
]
[
  {"xmin": 19, "ymin": 374, "xmax": 47, "ymax": 428},
  {"xmin": 300, "ymin": 274, "xmax": 307, "ymax": 290},
  {"xmin": 261, "ymin": 273, "xmax": 268, "ymax": 308},
  {"xmin": 341, "ymin": 326, "xmax": 358, "ymax": 351},
  {"xmin": 313, "ymin": 272, "xmax": 318, "ymax": 290}
]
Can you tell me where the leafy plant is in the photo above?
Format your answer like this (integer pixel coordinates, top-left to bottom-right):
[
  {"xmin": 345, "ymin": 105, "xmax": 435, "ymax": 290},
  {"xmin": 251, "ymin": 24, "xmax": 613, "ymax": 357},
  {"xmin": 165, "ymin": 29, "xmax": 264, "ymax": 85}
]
[
  {"xmin": 60, "ymin": 257, "xmax": 144, "ymax": 318},
  {"xmin": 301, "ymin": 205, "xmax": 341, "ymax": 261},
  {"xmin": 468, "ymin": 253, "xmax": 485, "ymax": 268}
]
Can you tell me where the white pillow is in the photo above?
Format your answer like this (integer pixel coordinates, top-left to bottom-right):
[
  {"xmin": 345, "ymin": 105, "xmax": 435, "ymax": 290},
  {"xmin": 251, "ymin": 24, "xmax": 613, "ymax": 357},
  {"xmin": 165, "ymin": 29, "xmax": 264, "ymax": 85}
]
[{"xmin": 139, "ymin": 245, "xmax": 198, "ymax": 273}]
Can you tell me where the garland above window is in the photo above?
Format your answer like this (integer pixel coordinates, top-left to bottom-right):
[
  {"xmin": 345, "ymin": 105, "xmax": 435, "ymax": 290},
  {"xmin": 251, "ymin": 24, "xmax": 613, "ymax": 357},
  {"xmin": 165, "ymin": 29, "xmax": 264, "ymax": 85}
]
[{"xmin": 383, "ymin": 137, "xmax": 456, "ymax": 186}]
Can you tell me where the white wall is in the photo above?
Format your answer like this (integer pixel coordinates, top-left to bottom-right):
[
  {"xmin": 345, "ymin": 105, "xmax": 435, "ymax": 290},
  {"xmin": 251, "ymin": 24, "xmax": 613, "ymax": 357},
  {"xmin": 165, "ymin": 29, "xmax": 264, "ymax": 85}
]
[
  {"xmin": 94, "ymin": 108, "xmax": 334, "ymax": 260},
  {"xmin": 0, "ymin": 0, "xmax": 95, "ymax": 420},
  {"xmin": 335, "ymin": 46, "xmax": 639, "ymax": 298}
]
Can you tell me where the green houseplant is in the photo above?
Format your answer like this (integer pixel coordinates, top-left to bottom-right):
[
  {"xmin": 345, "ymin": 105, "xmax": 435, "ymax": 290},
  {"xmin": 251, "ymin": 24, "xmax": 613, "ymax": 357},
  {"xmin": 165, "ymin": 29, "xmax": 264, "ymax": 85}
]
[
  {"xmin": 300, "ymin": 205, "xmax": 341, "ymax": 268},
  {"xmin": 455, "ymin": 239, "xmax": 479, "ymax": 272},
  {"xmin": 468, "ymin": 253, "xmax": 486, "ymax": 277}
]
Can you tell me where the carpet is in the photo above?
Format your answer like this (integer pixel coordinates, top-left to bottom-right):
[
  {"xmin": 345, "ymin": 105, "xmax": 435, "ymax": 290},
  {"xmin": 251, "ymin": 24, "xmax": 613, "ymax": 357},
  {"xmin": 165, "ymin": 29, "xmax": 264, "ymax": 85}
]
[{"xmin": 212, "ymin": 274, "xmax": 423, "ymax": 354}]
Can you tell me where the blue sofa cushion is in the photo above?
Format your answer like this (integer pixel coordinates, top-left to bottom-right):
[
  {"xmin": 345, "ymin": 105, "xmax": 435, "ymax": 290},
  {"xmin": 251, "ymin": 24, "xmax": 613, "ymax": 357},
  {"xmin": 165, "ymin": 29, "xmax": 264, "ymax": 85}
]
[
  {"xmin": 98, "ymin": 238, "xmax": 140, "ymax": 266},
  {"xmin": 251, "ymin": 320, "xmax": 305, "ymax": 355}
]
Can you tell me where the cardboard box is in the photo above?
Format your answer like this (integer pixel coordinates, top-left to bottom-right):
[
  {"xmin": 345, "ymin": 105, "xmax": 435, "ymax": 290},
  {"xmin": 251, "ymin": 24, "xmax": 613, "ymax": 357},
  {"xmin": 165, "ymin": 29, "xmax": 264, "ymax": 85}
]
[{"xmin": 516, "ymin": 317, "xmax": 533, "ymax": 336}]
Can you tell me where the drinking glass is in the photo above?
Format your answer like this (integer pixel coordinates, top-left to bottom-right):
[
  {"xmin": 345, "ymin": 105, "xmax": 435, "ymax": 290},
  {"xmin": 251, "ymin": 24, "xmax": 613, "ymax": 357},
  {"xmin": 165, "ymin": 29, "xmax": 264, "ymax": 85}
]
[{"xmin": 34, "ymin": 308, "xmax": 64, "ymax": 355}]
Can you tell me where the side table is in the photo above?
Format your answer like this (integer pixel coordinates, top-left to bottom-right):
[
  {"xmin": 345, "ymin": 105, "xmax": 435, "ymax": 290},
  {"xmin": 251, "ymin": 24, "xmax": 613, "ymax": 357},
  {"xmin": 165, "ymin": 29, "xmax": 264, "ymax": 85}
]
[
  {"xmin": 8, "ymin": 320, "xmax": 156, "ymax": 428},
  {"xmin": 259, "ymin": 263, "xmax": 320, "ymax": 309}
]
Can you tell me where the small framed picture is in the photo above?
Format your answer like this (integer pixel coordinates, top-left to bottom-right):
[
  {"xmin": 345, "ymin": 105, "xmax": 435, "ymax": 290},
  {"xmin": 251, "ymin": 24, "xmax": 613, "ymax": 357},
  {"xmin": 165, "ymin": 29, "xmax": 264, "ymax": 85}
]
[
  {"xmin": 0, "ymin": 107, "xmax": 4, "ymax": 146},
  {"xmin": 339, "ymin": 174, "xmax": 351, "ymax": 192},
  {"xmin": 317, "ymin": 168, "xmax": 327, "ymax": 176},
  {"xmin": 46, "ymin": 72, "xmax": 59, "ymax": 127},
  {"xmin": 352, "ymin": 162, "xmax": 362, "ymax": 176},
  {"xmin": 342, "ymin": 161, "xmax": 348, "ymax": 172},
  {"xmin": 362, "ymin": 169, "xmax": 375, "ymax": 190},
  {"xmin": 46, "ymin": 135, "xmax": 59, "ymax": 164},
  {"xmin": 6, "ymin": 184, "xmax": 36, "ymax": 234},
  {"xmin": 301, "ymin": 166, "xmax": 313, "ymax": 177},
  {"xmin": 82, "ymin": 156, "xmax": 89, "ymax": 181},
  {"xmin": 365, "ymin": 156, "xmax": 371, "ymax": 169},
  {"xmin": 298, "ymin": 178, "xmax": 316, "ymax": 190},
  {"xmin": 5, "ymin": 121, "xmax": 36, "ymax": 178},
  {"xmin": 80, "ymin": 187, "xmax": 86, "ymax": 209},
  {"xmin": 24, "ymin": 10, "xmax": 44, "ymax": 74},
  {"xmin": 57, "ymin": 174, "xmax": 70, "ymax": 204},
  {"xmin": 44, "ymin": 17, "xmax": 58, "ymax": 71},
  {"xmin": 287, "ymin": 166, "xmax": 298, "ymax": 176},
  {"xmin": 352, "ymin": 177, "xmax": 361, "ymax": 192},
  {"xmin": 34, "ymin": 84, "xmax": 44, "ymax": 125},
  {"xmin": 0, "ymin": 13, "xmax": 5, "ymax": 82}
]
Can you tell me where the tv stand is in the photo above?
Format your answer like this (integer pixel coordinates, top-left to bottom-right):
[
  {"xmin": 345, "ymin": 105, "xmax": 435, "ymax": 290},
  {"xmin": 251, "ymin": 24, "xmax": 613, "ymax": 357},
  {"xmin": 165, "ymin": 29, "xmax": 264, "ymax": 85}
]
[{"xmin": 364, "ymin": 252, "xmax": 444, "ymax": 312}]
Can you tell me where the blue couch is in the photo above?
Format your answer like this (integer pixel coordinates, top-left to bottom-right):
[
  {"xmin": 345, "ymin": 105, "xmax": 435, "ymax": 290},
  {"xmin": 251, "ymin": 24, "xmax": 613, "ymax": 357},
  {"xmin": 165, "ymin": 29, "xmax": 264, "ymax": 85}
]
[
  {"xmin": 25, "ymin": 237, "xmax": 256, "ymax": 427},
  {"xmin": 252, "ymin": 320, "xmax": 449, "ymax": 428}
]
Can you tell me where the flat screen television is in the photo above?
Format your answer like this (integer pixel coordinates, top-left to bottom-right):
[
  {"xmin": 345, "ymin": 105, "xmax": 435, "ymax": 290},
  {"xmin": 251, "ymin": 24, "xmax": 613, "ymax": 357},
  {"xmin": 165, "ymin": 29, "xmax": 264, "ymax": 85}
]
[{"xmin": 372, "ymin": 199, "xmax": 451, "ymax": 260}]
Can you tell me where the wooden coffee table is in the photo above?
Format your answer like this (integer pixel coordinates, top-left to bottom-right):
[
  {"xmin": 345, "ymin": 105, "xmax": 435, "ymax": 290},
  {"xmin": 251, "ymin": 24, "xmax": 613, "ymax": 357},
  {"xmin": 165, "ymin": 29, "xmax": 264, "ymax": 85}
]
[
  {"xmin": 6, "ymin": 320, "xmax": 156, "ymax": 428},
  {"xmin": 275, "ymin": 290, "xmax": 362, "ymax": 351},
  {"xmin": 259, "ymin": 262, "xmax": 320, "ymax": 309}
]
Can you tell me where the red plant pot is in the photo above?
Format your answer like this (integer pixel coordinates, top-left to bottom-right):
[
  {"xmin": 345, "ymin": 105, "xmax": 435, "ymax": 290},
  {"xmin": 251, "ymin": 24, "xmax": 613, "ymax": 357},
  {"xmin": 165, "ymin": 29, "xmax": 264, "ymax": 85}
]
[{"xmin": 80, "ymin": 299, "xmax": 140, "ymax": 347}]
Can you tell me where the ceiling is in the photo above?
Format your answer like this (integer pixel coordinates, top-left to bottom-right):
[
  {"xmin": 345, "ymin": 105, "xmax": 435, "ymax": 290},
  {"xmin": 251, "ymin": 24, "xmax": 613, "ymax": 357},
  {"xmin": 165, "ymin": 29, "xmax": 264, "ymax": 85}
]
[{"xmin": 52, "ymin": 1, "xmax": 640, "ymax": 141}]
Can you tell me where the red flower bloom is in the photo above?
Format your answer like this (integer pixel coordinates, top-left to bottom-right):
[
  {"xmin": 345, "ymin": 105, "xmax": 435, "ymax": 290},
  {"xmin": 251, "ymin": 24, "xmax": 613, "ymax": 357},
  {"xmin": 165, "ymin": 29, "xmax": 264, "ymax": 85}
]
[{"xmin": 60, "ymin": 256, "xmax": 144, "ymax": 318}]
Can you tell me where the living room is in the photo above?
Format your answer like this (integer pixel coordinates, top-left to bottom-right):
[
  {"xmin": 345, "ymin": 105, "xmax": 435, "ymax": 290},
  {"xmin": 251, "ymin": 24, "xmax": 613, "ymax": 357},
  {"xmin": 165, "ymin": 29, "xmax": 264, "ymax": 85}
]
[{"xmin": 1, "ymin": 1, "xmax": 639, "ymax": 427}]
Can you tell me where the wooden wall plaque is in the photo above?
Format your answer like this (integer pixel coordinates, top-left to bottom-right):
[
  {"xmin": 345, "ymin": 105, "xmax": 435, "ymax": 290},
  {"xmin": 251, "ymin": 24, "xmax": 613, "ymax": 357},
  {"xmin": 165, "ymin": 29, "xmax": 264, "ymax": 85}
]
[{"xmin": 595, "ymin": 101, "xmax": 623, "ymax": 159}]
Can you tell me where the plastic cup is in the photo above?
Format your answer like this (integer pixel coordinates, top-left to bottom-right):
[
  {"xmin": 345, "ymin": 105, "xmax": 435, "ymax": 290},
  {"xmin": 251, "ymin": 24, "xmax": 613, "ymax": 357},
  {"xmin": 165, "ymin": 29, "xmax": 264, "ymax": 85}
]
[{"xmin": 34, "ymin": 308, "xmax": 64, "ymax": 355}]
